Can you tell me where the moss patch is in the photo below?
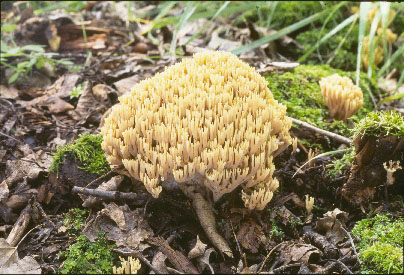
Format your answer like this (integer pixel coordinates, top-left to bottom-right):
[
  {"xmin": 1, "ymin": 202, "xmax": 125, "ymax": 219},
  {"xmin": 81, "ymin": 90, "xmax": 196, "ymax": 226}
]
[
  {"xmin": 265, "ymin": 64, "xmax": 375, "ymax": 139},
  {"xmin": 353, "ymin": 110, "xmax": 404, "ymax": 138},
  {"xmin": 59, "ymin": 233, "xmax": 118, "ymax": 274},
  {"xmin": 50, "ymin": 134, "xmax": 110, "ymax": 176},
  {"xmin": 352, "ymin": 214, "xmax": 404, "ymax": 274},
  {"xmin": 327, "ymin": 146, "xmax": 355, "ymax": 179}
]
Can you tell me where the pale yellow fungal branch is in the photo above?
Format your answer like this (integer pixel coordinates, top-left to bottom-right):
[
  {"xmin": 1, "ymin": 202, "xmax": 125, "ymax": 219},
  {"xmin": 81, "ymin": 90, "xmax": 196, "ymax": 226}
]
[
  {"xmin": 307, "ymin": 148, "xmax": 316, "ymax": 168},
  {"xmin": 292, "ymin": 137, "xmax": 298, "ymax": 154},
  {"xmin": 319, "ymin": 74, "xmax": 363, "ymax": 120},
  {"xmin": 113, "ymin": 256, "xmax": 141, "ymax": 274},
  {"xmin": 305, "ymin": 194, "xmax": 315, "ymax": 215},
  {"xmin": 383, "ymin": 160, "xmax": 402, "ymax": 185},
  {"xmin": 101, "ymin": 50, "xmax": 292, "ymax": 210}
]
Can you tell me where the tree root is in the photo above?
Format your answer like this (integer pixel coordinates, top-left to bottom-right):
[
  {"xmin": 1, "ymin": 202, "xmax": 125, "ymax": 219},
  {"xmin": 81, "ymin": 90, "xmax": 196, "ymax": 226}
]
[{"xmin": 189, "ymin": 191, "xmax": 233, "ymax": 258}]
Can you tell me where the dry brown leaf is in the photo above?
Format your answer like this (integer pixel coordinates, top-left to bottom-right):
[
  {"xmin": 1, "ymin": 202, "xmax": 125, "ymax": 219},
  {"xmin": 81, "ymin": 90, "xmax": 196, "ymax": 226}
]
[
  {"xmin": 83, "ymin": 204, "xmax": 153, "ymax": 251},
  {"xmin": 277, "ymin": 241, "xmax": 322, "ymax": 265},
  {"xmin": 0, "ymin": 182, "xmax": 9, "ymax": 203},
  {"xmin": 188, "ymin": 235, "xmax": 207, "ymax": 259},
  {"xmin": 0, "ymin": 238, "xmax": 41, "ymax": 274},
  {"xmin": 315, "ymin": 208, "xmax": 348, "ymax": 245},
  {"xmin": 82, "ymin": 175, "xmax": 123, "ymax": 208},
  {"xmin": 237, "ymin": 220, "xmax": 264, "ymax": 254},
  {"xmin": 0, "ymin": 85, "xmax": 19, "ymax": 99},
  {"xmin": 113, "ymin": 75, "xmax": 141, "ymax": 97}
]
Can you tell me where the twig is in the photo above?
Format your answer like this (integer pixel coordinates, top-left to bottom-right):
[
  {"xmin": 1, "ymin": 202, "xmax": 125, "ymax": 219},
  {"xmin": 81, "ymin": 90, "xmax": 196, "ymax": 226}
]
[
  {"xmin": 271, "ymin": 263, "xmax": 301, "ymax": 273},
  {"xmin": 289, "ymin": 117, "xmax": 352, "ymax": 145},
  {"xmin": 72, "ymin": 186, "xmax": 150, "ymax": 203},
  {"xmin": 0, "ymin": 131, "xmax": 23, "ymax": 144},
  {"xmin": 16, "ymin": 224, "xmax": 41, "ymax": 249},
  {"xmin": 257, "ymin": 242, "xmax": 283, "ymax": 273},
  {"xmin": 84, "ymin": 170, "xmax": 114, "ymax": 189},
  {"xmin": 329, "ymin": 259, "xmax": 353, "ymax": 274},
  {"xmin": 336, "ymin": 220, "xmax": 361, "ymax": 266}
]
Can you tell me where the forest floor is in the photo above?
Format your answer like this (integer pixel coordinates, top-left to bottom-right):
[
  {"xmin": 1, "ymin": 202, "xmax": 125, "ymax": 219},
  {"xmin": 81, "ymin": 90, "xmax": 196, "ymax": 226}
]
[{"xmin": 1, "ymin": 2, "xmax": 403, "ymax": 274}]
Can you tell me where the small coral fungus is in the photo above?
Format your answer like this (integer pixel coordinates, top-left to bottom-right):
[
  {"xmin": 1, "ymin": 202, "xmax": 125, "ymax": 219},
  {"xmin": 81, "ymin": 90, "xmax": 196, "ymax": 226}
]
[{"xmin": 319, "ymin": 74, "xmax": 363, "ymax": 120}]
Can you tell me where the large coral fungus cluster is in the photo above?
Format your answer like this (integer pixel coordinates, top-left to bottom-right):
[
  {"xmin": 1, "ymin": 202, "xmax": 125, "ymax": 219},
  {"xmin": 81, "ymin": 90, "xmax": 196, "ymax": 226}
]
[
  {"xmin": 362, "ymin": 28, "xmax": 397, "ymax": 70},
  {"xmin": 101, "ymin": 51, "xmax": 291, "ymax": 210},
  {"xmin": 319, "ymin": 74, "xmax": 363, "ymax": 120}
]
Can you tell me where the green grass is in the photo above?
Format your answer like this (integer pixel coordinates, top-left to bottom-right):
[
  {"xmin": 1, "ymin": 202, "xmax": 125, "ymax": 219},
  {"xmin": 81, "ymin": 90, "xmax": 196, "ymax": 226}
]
[
  {"xmin": 50, "ymin": 134, "xmax": 110, "ymax": 176},
  {"xmin": 352, "ymin": 214, "xmax": 404, "ymax": 274}
]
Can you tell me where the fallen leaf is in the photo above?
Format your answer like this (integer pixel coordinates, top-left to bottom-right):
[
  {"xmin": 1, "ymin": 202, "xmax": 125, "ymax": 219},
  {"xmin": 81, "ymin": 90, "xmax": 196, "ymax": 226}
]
[
  {"xmin": 277, "ymin": 241, "xmax": 322, "ymax": 265},
  {"xmin": 0, "ymin": 85, "xmax": 19, "ymax": 99},
  {"xmin": 237, "ymin": 219, "xmax": 264, "ymax": 253},
  {"xmin": 315, "ymin": 208, "xmax": 348, "ymax": 245},
  {"xmin": 188, "ymin": 235, "xmax": 207, "ymax": 259},
  {"xmin": 0, "ymin": 182, "xmax": 9, "ymax": 203},
  {"xmin": 113, "ymin": 75, "xmax": 141, "ymax": 97},
  {"xmin": 83, "ymin": 204, "xmax": 153, "ymax": 251},
  {"xmin": 82, "ymin": 175, "xmax": 123, "ymax": 208},
  {"xmin": 208, "ymin": 29, "xmax": 242, "ymax": 52},
  {"xmin": 0, "ymin": 238, "xmax": 41, "ymax": 274}
]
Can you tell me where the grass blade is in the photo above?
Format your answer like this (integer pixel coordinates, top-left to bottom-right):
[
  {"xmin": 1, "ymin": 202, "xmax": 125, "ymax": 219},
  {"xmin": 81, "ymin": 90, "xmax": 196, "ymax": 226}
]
[
  {"xmin": 169, "ymin": 2, "xmax": 198, "ymax": 56},
  {"xmin": 298, "ymin": 13, "xmax": 358, "ymax": 63},
  {"xmin": 232, "ymin": 9, "xmax": 331, "ymax": 56},
  {"xmin": 265, "ymin": 1, "xmax": 278, "ymax": 29},
  {"xmin": 184, "ymin": 1, "xmax": 230, "ymax": 47},
  {"xmin": 367, "ymin": 10, "xmax": 381, "ymax": 79},
  {"xmin": 356, "ymin": 2, "xmax": 371, "ymax": 86},
  {"xmin": 376, "ymin": 44, "xmax": 404, "ymax": 78},
  {"xmin": 152, "ymin": 2, "xmax": 258, "ymax": 30},
  {"xmin": 293, "ymin": 149, "xmax": 350, "ymax": 178}
]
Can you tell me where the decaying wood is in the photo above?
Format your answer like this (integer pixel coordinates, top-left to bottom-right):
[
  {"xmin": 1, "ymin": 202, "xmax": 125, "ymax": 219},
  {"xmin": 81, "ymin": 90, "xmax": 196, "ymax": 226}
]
[
  {"xmin": 149, "ymin": 236, "xmax": 199, "ymax": 274},
  {"xmin": 6, "ymin": 203, "xmax": 32, "ymax": 246},
  {"xmin": 289, "ymin": 117, "xmax": 352, "ymax": 145},
  {"xmin": 302, "ymin": 226, "xmax": 338, "ymax": 259}
]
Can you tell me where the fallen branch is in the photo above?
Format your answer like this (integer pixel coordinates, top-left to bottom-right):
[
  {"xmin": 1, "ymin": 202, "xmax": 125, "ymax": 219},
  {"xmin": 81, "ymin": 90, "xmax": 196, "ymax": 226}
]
[
  {"xmin": 6, "ymin": 204, "xmax": 32, "ymax": 246},
  {"xmin": 149, "ymin": 236, "xmax": 199, "ymax": 274},
  {"xmin": 72, "ymin": 186, "xmax": 150, "ymax": 204},
  {"xmin": 289, "ymin": 117, "xmax": 352, "ymax": 145},
  {"xmin": 257, "ymin": 242, "xmax": 283, "ymax": 273},
  {"xmin": 337, "ymin": 220, "xmax": 361, "ymax": 266}
]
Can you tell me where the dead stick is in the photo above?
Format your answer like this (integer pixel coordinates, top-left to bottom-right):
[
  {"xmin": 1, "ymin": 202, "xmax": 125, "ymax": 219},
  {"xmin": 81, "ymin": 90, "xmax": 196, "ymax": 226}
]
[
  {"xmin": 257, "ymin": 242, "xmax": 283, "ymax": 273},
  {"xmin": 289, "ymin": 117, "xmax": 352, "ymax": 145},
  {"xmin": 72, "ymin": 186, "xmax": 150, "ymax": 203},
  {"xmin": 337, "ymin": 220, "xmax": 361, "ymax": 265},
  {"xmin": 6, "ymin": 204, "xmax": 32, "ymax": 246}
]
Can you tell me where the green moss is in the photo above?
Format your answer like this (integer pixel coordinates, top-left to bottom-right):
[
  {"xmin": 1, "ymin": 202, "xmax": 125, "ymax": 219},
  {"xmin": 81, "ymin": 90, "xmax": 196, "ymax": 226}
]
[
  {"xmin": 239, "ymin": 2, "xmax": 342, "ymax": 29},
  {"xmin": 353, "ymin": 110, "xmax": 404, "ymax": 138},
  {"xmin": 59, "ymin": 233, "xmax": 118, "ymax": 274},
  {"xmin": 327, "ymin": 146, "xmax": 355, "ymax": 179},
  {"xmin": 63, "ymin": 208, "xmax": 89, "ymax": 234},
  {"xmin": 266, "ymin": 64, "xmax": 375, "ymax": 139},
  {"xmin": 352, "ymin": 214, "xmax": 404, "ymax": 274},
  {"xmin": 50, "ymin": 134, "xmax": 110, "ymax": 176}
]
